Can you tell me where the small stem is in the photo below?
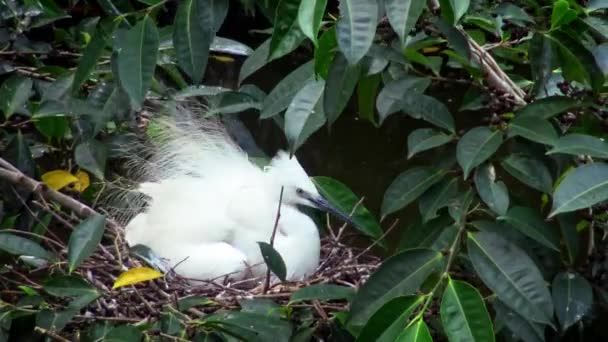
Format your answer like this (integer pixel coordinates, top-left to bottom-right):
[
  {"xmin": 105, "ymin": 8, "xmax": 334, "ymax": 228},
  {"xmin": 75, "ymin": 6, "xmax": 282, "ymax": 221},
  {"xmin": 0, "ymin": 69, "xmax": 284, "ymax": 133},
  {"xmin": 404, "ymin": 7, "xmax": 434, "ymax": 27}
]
[{"xmin": 263, "ymin": 186, "xmax": 284, "ymax": 294}]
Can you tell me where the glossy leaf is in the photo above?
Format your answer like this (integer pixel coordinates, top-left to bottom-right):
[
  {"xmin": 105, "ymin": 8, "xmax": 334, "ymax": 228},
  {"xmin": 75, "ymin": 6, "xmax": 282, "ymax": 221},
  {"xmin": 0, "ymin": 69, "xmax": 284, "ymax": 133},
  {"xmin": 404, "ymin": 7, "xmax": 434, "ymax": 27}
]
[
  {"xmin": 324, "ymin": 53, "xmax": 361, "ymax": 126},
  {"xmin": 116, "ymin": 16, "xmax": 159, "ymax": 109},
  {"xmin": 418, "ymin": 177, "xmax": 459, "ymax": 223},
  {"xmin": 456, "ymin": 127, "xmax": 503, "ymax": 179},
  {"xmin": 395, "ymin": 320, "xmax": 432, "ymax": 342},
  {"xmin": 440, "ymin": 279, "xmax": 495, "ymax": 342},
  {"xmin": 0, "ymin": 233, "xmax": 54, "ymax": 260},
  {"xmin": 239, "ymin": 38, "xmax": 270, "ymax": 84},
  {"xmin": 550, "ymin": 162, "xmax": 608, "ymax": 216},
  {"xmin": 336, "ymin": 0, "xmax": 378, "ymax": 65},
  {"xmin": 518, "ymin": 96, "xmax": 582, "ymax": 119},
  {"xmin": 68, "ymin": 214, "xmax": 106, "ymax": 273},
  {"xmin": 356, "ymin": 296, "xmax": 424, "ymax": 342},
  {"xmin": 498, "ymin": 206, "xmax": 560, "ymax": 251},
  {"xmin": 173, "ymin": 0, "xmax": 213, "ymax": 84},
  {"xmin": 399, "ymin": 215, "xmax": 454, "ymax": 251},
  {"xmin": 313, "ymin": 176, "xmax": 384, "ymax": 243},
  {"xmin": 439, "ymin": 0, "xmax": 470, "ymax": 25},
  {"xmin": 468, "ymin": 232, "xmax": 554, "ymax": 324},
  {"xmin": 407, "ymin": 128, "xmax": 453, "ymax": 159},
  {"xmin": 284, "ymin": 79, "xmax": 326, "ymax": 152},
  {"xmin": 348, "ymin": 249, "xmax": 443, "ymax": 326},
  {"xmin": 474, "ymin": 163, "xmax": 509, "ymax": 216},
  {"xmin": 298, "ymin": 0, "xmax": 327, "ymax": 45},
  {"xmin": 385, "ymin": 0, "xmax": 426, "ymax": 45},
  {"xmin": 258, "ymin": 242, "xmax": 287, "ymax": 282},
  {"xmin": 501, "ymin": 154, "xmax": 553, "ymax": 193},
  {"xmin": 509, "ymin": 116, "xmax": 558, "ymax": 146},
  {"xmin": 290, "ymin": 284, "xmax": 355, "ymax": 303},
  {"xmin": 547, "ymin": 134, "xmax": 608, "ymax": 159},
  {"xmin": 74, "ymin": 140, "xmax": 107, "ymax": 179},
  {"xmin": 112, "ymin": 267, "xmax": 163, "ymax": 289},
  {"xmin": 0, "ymin": 75, "xmax": 32, "ymax": 118},
  {"xmin": 377, "ymin": 76, "xmax": 431, "ymax": 122},
  {"xmin": 269, "ymin": 0, "xmax": 305, "ymax": 61},
  {"xmin": 400, "ymin": 94, "xmax": 456, "ymax": 133},
  {"xmin": 552, "ymin": 272, "xmax": 593, "ymax": 331},
  {"xmin": 493, "ymin": 300, "xmax": 546, "ymax": 342},
  {"xmin": 260, "ymin": 60, "xmax": 314, "ymax": 119},
  {"xmin": 381, "ymin": 167, "xmax": 446, "ymax": 219}
]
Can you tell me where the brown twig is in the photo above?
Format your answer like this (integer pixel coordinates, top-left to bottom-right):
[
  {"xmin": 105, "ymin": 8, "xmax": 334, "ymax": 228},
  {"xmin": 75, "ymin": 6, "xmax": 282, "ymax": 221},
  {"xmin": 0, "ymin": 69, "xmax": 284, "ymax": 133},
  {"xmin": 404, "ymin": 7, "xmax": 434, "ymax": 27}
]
[
  {"xmin": 33, "ymin": 327, "xmax": 71, "ymax": 342},
  {"xmin": 263, "ymin": 186, "xmax": 284, "ymax": 294}
]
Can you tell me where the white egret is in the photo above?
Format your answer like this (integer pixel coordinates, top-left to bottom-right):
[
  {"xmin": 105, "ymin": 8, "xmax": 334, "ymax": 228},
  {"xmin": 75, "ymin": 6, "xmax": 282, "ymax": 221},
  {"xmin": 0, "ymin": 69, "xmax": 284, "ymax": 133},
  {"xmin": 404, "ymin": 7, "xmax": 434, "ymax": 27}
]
[{"xmin": 121, "ymin": 106, "xmax": 354, "ymax": 283}]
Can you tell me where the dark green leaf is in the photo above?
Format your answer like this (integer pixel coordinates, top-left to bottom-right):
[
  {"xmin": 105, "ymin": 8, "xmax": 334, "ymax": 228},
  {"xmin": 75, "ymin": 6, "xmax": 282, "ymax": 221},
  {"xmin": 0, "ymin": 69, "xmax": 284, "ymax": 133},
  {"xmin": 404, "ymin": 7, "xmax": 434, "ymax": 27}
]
[
  {"xmin": 348, "ymin": 249, "xmax": 443, "ymax": 326},
  {"xmin": 518, "ymin": 96, "xmax": 582, "ymax": 119},
  {"xmin": 34, "ymin": 116, "xmax": 69, "ymax": 140},
  {"xmin": 456, "ymin": 127, "xmax": 503, "ymax": 179},
  {"xmin": 324, "ymin": 53, "xmax": 361, "ymax": 126},
  {"xmin": 550, "ymin": 162, "xmax": 608, "ymax": 216},
  {"xmin": 381, "ymin": 167, "xmax": 446, "ymax": 219},
  {"xmin": 116, "ymin": 16, "xmax": 159, "ymax": 109},
  {"xmin": 258, "ymin": 242, "xmax": 287, "ymax": 282},
  {"xmin": 418, "ymin": 177, "xmax": 459, "ymax": 223},
  {"xmin": 547, "ymin": 134, "xmax": 608, "ymax": 159},
  {"xmin": 72, "ymin": 21, "xmax": 115, "ymax": 93},
  {"xmin": 74, "ymin": 140, "xmax": 107, "ymax": 179},
  {"xmin": 468, "ymin": 232, "xmax": 554, "ymax": 324},
  {"xmin": 36, "ymin": 308, "xmax": 77, "ymax": 332},
  {"xmin": 0, "ymin": 233, "xmax": 54, "ymax": 260},
  {"xmin": 0, "ymin": 75, "xmax": 32, "ymax": 118},
  {"xmin": 377, "ymin": 76, "xmax": 431, "ymax": 122},
  {"xmin": 5, "ymin": 132, "xmax": 35, "ymax": 177},
  {"xmin": 440, "ymin": 279, "xmax": 495, "ymax": 342},
  {"xmin": 493, "ymin": 300, "xmax": 546, "ymax": 342},
  {"xmin": 501, "ymin": 154, "xmax": 553, "ymax": 193},
  {"xmin": 336, "ymin": 0, "xmax": 378, "ymax": 65},
  {"xmin": 105, "ymin": 325, "xmax": 143, "ymax": 342},
  {"xmin": 385, "ymin": 0, "xmax": 426, "ymax": 45},
  {"xmin": 207, "ymin": 311, "xmax": 292, "ymax": 342},
  {"xmin": 547, "ymin": 32, "xmax": 604, "ymax": 90},
  {"xmin": 297, "ymin": 0, "xmax": 327, "ymax": 45},
  {"xmin": 395, "ymin": 320, "xmax": 432, "ymax": 342},
  {"xmin": 400, "ymin": 94, "xmax": 456, "ymax": 133},
  {"xmin": 284, "ymin": 78, "xmax": 326, "ymax": 152},
  {"xmin": 260, "ymin": 60, "xmax": 314, "ymax": 119},
  {"xmin": 435, "ymin": 18, "xmax": 471, "ymax": 60},
  {"xmin": 173, "ymin": 0, "xmax": 213, "ymax": 84},
  {"xmin": 474, "ymin": 163, "xmax": 509, "ymax": 216},
  {"xmin": 407, "ymin": 128, "xmax": 453, "ymax": 159},
  {"xmin": 528, "ymin": 33, "xmax": 557, "ymax": 95},
  {"xmin": 552, "ymin": 272, "xmax": 593, "ymax": 331},
  {"xmin": 356, "ymin": 296, "xmax": 423, "ymax": 342},
  {"xmin": 438, "ymin": 0, "xmax": 470, "ymax": 25},
  {"xmin": 357, "ymin": 74, "xmax": 380, "ymax": 125},
  {"xmin": 398, "ymin": 215, "xmax": 454, "ymax": 251},
  {"xmin": 208, "ymin": 0, "xmax": 229, "ymax": 32},
  {"xmin": 290, "ymin": 284, "xmax": 355, "ymax": 303},
  {"xmin": 498, "ymin": 206, "xmax": 560, "ymax": 251},
  {"xmin": 556, "ymin": 213, "xmax": 580, "ymax": 264},
  {"xmin": 239, "ymin": 39, "xmax": 270, "ymax": 84},
  {"xmin": 312, "ymin": 176, "xmax": 384, "ymax": 243},
  {"xmin": 177, "ymin": 295, "xmax": 213, "ymax": 311},
  {"xmin": 509, "ymin": 116, "xmax": 558, "ymax": 146},
  {"xmin": 44, "ymin": 275, "xmax": 99, "ymax": 309},
  {"xmin": 314, "ymin": 27, "xmax": 338, "ymax": 79},
  {"xmin": 68, "ymin": 214, "xmax": 106, "ymax": 273},
  {"xmin": 269, "ymin": 0, "xmax": 305, "ymax": 60}
]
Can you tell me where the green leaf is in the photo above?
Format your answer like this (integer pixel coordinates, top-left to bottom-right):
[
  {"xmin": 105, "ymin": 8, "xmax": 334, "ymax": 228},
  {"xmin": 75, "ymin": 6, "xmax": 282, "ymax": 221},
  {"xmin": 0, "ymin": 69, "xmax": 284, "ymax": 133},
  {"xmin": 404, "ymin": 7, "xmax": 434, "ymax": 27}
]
[
  {"xmin": 72, "ymin": 21, "xmax": 115, "ymax": 93},
  {"xmin": 116, "ymin": 16, "xmax": 159, "ymax": 109},
  {"xmin": 551, "ymin": 0, "xmax": 577, "ymax": 30},
  {"xmin": 509, "ymin": 116, "xmax": 558, "ymax": 146},
  {"xmin": 0, "ymin": 75, "xmax": 33, "ymax": 118},
  {"xmin": 357, "ymin": 74, "xmax": 380, "ymax": 125},
  {"xmin": 211, "ymin": 37, "xmax": 253, "ymax": 56},
  {"xmin": 269, "ymin": 0, "xmax": 305, "ymax": 61},
  {"xmin": 377, "ymin": 76, "xmax": 431, "ymax": 123},
  {"xmin": 5, "ymin": 131, "xmax": 35, "ymax": 177},
  {"xmin": 290, "ymin": 284, "xmax": 355, "ymax": 303},
  {"xmin": 395, "ymin": 320, "xmax": 432, "ymax": 342},
  {"xmin": 356, "ymin": 296, "xmax": 424, "ymax": 342},
  {"xmin": 468, "ymin": 231, "xmax": 554, "ymax": 324},
  {"xmin": 173, "ymin": 0, "xmax": 213, "ymax": 84},
  {"xmin": 44, "ymin": 275, "xmax": 99, "ymax": 309},
  {"xmin": 260, "ymin": 60, "xmax": 314, "ymax": 119},
  {"xmin": 547, "ymin": 32, "xmax": 604, "ymax": 90},
  {"xmin": 400, "ymin": 94, "xmax": 456, "ymax": 133},
  {"xmin": 207, "ymin": 311, "xmax": 292, "ymax": 342},
  {"xmin": 105, "ymin": 325, "xmax": 143, "ymax": 342},
  {"xmin": 493, "ymin": 300, "xmax": 546, "ymax": 342},
  {"xmin": 68, "ymin": 214, "xmax": 106, "ymax": 273},
  {"xmin": 474, "ymin": 163, "xmax": 509, "ymax": 216},
  {"xmin": 528, "ymin": 33, "xmax": 557, "ymax": 95},
  {"xmin": 547, "ymin": 134, "xmax": 608, "ymax": 159},
  {"xmin": 297, "ymin": 0, "xmax": 327, "ymax": 45},
  {"xmin": 440, "ymin": 279, "xmax": 495, "ymax": 342},
  {"xmin": 208, "ymin": 0, "xmax": 229, "ymax": 32},
  {"xmin": 552, "ymin": 272, "xmax": 593, "ymax": 331},
  {"xmin": 550, "ymin": 162, "xmax": 608, "ymax": 216},
  {"xmin": 398, "ymin": 215, "xmax": 454, "ymax": 251},
  {"xmin": 239, "ymin": 38, "xmax": 270, "ymax": 84},
  {"xmin": 501, "ymin": 154, "xmax": 553, "ymax": 193},
  {"xmin": 36, "ymin": 308, "xmax": 77, "ymax": 332},
  {"xmin": 284, "ymin": 78, "xmax": 326, "ymax": 152},
  {"xmin": 74, "ymin": 140, "xmax": 107, "ymax": 179},
  {"xmin": 498, "ymin": 206, "xmax": 560, "ymax": 251},
  {"xmin": 556, "ymin": 213, "xmax": 580, "ymax": 264},
  {"xmin": 385, "ymin": 0, "xmax": 426, "ymax": 45},
  {"xmin": 34, "ymin": 116, "xmax": 69, "ymax": 140},
  {"xmin": 0, "ymin": 233, "xmax": 54, "ymax": 260},
  {"xmin": 418, "ymin": 177, "xmax": 459, "ymax": 223},
  {"xmin": 314, "ymin": 27, "xmax": 338, "ymax": 79},
  {"xmin": 348, "ymin": 249, "xmax": 443, "ymax": 326},
  {"xmin": 439, "ymin": 0, "xmax": 470, "ymax": 25},
  {"xmin": 408, "ymin": 128, "xmax": 453, "ymax": 159},
  {"xmin": 517, "ymin": 96, "xmax": 582, "ymax": 119},
  {"xmin": 324, "ymin": 52, "xmax": 361, "ymax": 126},
  {"xmin": 456, "ymin": 127, "xmax": 503, "ymax": 179},
  {"xmin": 381, "ymin": 167, "xmax": 446, "ymax": 219},
  {"xmin": 435, "ymin": 17, "xmax": 471, "ymax": 60},
  {"xmin": 336, "ymin": 0, "xmax": 378, "ymax": 65},
  {"xmin": 312, "ymin": 176, "xmax": 384, "ymax": 243},
  {"xmin": 258, "ymin": 242, "xmax": 287, "ymax": 282}
]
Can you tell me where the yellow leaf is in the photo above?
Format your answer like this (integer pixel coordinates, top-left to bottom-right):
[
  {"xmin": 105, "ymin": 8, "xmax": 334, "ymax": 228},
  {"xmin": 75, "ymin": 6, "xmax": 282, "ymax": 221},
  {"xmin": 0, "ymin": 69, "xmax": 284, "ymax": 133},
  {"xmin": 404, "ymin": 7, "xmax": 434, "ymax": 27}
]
[
  {"xmin": 41, "ymin": 170, "xmax": 79, "ymax": 191},
  {"xmin": 211, "ymin": 55, "xmax": 235, "ymax": 63},
  {"xmin": 422, "ymin": 46, "xmax": 442, "ymax": 54},
  {"xmin": 112, "ymin": 267, "xmax": 163, "ymax": 289},
  {"xmin": 72, "ymin": 170, "xmax": 90, "ymax": 192}
]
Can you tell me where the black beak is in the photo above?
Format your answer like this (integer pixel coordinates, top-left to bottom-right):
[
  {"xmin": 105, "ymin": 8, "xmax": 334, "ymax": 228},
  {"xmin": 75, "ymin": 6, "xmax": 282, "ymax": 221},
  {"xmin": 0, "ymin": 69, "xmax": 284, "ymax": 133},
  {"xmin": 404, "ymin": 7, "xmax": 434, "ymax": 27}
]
[{"xmin": 305, "ymin": 193, "xmax": 356, "ymax": 227}]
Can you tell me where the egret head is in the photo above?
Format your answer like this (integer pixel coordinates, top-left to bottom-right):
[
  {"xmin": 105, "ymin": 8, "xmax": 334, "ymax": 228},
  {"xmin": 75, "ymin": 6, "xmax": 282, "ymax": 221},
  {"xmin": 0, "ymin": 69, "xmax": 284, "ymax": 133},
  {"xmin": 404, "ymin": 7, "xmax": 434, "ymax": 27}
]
[{"xmin": 268, "ymin": 151, "xmax": 355, "ymax": 226}]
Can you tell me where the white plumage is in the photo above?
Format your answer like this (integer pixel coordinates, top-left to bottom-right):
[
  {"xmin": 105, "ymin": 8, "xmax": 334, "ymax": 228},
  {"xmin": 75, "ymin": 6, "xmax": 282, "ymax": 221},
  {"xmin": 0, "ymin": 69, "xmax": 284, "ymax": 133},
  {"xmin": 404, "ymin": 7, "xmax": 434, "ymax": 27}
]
[{"xmin": 119, "ymin": 105, "xmax": 351, "ymax": 283}]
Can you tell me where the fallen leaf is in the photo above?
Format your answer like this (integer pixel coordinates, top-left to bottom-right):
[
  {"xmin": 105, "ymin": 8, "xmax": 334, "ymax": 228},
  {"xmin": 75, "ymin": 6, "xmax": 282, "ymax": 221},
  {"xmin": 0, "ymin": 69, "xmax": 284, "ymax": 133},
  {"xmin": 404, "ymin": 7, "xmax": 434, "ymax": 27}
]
[
  {"xmin": 112, "ymin": 267, "xmax": 163, "ymax": 289},
  {"xmin": 72, "ymin": 170, "xmax": 90, "ymax": 192},
  {"xmin": 41, "ymin": 170, "xmax": 79, "ymax": 191}
]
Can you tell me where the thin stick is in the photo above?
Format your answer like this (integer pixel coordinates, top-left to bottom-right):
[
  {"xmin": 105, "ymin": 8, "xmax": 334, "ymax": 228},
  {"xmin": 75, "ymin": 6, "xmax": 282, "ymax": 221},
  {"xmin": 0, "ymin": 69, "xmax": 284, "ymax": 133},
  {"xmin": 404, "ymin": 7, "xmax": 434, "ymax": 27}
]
[
  {"xmin": 263, "ymin": 186, "xmax": 284, "ymax": 294},
  {"xmin": 34, "ymin": 327, "xmax": 71, "ymax": 342}
]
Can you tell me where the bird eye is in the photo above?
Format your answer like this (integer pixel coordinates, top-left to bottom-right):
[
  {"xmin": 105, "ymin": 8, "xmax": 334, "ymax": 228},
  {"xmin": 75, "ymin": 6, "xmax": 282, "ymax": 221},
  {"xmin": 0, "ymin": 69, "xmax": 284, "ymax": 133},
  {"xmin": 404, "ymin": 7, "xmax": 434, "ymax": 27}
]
[{"xmin": 296, "ymin": 188, "xmax": 304, "ymax": 195}]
